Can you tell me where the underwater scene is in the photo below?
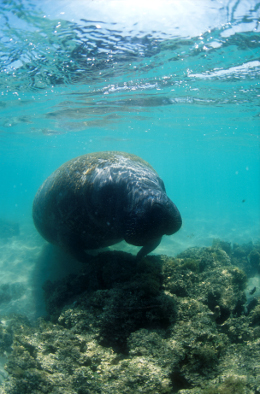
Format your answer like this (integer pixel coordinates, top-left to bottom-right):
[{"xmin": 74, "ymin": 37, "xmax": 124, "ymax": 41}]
[{"xmin": 0, "ymin": 0, "xmax": 260, "ymax": 392}]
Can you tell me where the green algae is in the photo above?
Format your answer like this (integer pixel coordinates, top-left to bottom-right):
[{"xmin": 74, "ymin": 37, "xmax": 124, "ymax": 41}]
[
  {"xmin": 202, "ymin": 376, "xmax": 248, "ymax": 394},
  {"xmin": 249, "ymin": 300, "xmax": 260, "ymax": 326},
  {"xmin": 1, "ymin": 241, "xmax": 260, "ymax": 393}
]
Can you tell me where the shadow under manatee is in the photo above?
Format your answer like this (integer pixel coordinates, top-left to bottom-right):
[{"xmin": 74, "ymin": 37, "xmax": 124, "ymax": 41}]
[
  {"xmin": 37, "ymin": 249, "xmax": 177, "ymax": 352},
  {"xmin": 32, "ymin": 244, "xmax": 85, "ymax": 318}
]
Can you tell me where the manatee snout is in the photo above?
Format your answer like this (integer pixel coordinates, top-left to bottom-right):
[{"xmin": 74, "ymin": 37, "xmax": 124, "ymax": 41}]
[
  {"xmin": 159, "ymin": 197, "xmax": 182, "ymax": 235},
  {"xmin": 124, "ymin": 192, "xmax": 182, "ymax": 246},
  {"xmin": 129, "ymin": 194, "xmax": 182, "ymax": 261}
]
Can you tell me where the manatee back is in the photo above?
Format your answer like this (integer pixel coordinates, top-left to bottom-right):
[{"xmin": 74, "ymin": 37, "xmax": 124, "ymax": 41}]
[{"xmin": 32, "ymin": 151, "xmax": 163, "ymax": 249}]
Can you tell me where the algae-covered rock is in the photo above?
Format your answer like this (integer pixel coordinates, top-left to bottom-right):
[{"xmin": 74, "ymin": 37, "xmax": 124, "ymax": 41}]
[
  {"xmin": 55, "ymin": 253, "xmax": 177, "ymax": 351},
  {"xmin": 248, "ymin": 249, "xmax": 260, "ymax": 273},
  {"xmin": 249, "ymin": 299, "xmax": 260, "ymax": 326},
  {"xmin": 163, "ymin": 246, "xmax": 246, "ymax": 324},
  {"xmin": 1, "ymin": 242, "xmax": 260, "ymax": 393},
  {"xmin": 231, "ymin": 241, "xmax": 260, "ymax": 277}
]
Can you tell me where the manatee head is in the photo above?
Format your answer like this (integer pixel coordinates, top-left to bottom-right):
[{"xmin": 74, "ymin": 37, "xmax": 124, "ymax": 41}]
[{"xmin": 124, "ymin": 191, "xmax": 182, "ymax": 255}]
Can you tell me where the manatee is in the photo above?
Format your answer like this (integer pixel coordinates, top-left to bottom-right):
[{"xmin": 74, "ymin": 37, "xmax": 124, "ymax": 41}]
[{"xmin": 33, "ymin": 151, "xmax": 182, "ymax": 261}]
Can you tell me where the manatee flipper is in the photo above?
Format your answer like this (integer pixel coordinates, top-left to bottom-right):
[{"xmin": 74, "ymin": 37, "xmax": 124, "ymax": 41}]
[{"xmin": 136, "ymin": 237, "xmax": 162, "ymax": 261}]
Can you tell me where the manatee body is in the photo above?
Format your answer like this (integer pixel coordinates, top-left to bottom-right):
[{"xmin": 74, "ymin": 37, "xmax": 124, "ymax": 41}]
[{"xmin": 33, "ymin": 151, "xmax": 182, "ymax": 261}]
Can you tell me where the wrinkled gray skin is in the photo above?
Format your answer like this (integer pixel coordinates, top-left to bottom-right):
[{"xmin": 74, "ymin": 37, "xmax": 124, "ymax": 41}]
[{"xmin": 33, "ymin": 151, "xmax": 182, "ymax": 261}]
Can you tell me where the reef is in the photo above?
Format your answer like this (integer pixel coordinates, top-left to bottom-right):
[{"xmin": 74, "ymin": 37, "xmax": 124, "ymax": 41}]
[{"xmin": 0, "ymin": 241, "xmax": 260, "ymax": 393}]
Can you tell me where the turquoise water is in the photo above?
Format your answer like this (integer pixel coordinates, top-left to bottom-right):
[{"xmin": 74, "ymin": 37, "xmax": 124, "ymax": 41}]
[
  {"xmin": 0, "ymin": 1, "xmax": 259, "ymax": 391},
  {"xmin": 0, "ymin": 0, "xmax": 259, "ymax": 317}
]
